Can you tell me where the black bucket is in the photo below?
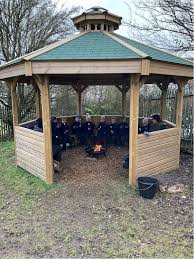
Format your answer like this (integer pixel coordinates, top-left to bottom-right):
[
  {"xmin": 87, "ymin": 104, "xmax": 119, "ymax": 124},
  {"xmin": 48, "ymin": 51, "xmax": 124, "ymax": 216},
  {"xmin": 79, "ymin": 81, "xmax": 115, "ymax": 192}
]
[{"xmin": 137, "ymin": 177, "xmax": 159, "ymax": 199}]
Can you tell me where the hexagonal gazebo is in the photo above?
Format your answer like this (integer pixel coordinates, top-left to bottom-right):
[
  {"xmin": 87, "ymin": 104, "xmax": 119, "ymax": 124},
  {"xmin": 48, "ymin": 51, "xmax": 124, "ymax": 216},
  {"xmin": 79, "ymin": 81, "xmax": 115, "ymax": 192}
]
[{"xmin": 0, "ymin": 7, "xmax": 192, "ymax": 185}]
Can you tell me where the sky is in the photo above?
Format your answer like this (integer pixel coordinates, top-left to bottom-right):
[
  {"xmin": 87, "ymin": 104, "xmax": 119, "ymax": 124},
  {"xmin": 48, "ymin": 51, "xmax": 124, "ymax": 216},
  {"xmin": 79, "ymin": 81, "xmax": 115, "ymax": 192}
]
[{"xmin": 55, "ymin": 0, "xmax": 131, "ymax": 36}]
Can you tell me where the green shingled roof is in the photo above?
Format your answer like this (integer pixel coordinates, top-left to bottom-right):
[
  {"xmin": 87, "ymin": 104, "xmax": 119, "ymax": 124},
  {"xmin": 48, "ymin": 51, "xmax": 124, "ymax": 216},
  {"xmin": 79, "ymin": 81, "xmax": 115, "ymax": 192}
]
[
  {"xmin": 114, "ymin": 33, "xmax": 192, "ymax": 66},
  {"xmin": 0, "ymin": 31, "xmax": 192, "ymax": 69},
  {"xmin": 32, "ymin": 32, "xmax": 141, "ymax": 60},
  {"xmin": 31, "ymin": 31, "xmax": 193, "ymax": 66}
]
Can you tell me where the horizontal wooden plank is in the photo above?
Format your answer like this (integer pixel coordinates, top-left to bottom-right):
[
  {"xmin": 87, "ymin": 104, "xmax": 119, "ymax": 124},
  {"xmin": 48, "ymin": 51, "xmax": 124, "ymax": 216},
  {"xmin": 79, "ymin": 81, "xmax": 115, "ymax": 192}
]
[
  {"xmin": 16, "ymin": 142, "xmax": 45, "ymax": 158},
  {"xmin": 17, "ymin": 154, "xmax": 45, "ymax": 171},
  {"xmin": 0, "ymin": 63, "xmax": 25, "ymax": 79},
  {"xmin": 138, "ymin": 154, "xmax": 178, "ymax": 174},
  {"xmin": 15, "ymin": 126, "xmax": 44, "ymax": 140},
  {"xmin": 19, "ymin": 119, "xmax": 37, "ymax": 126},
  {"xmin": 16, "ymin": 144, "xmax": 45, "ymax": 159},
  {"xmin": 17, "ymin": 164, "xmax": 46, "ymax": 181},
  {"xmin": 138, "ymin": 136, "xmax": 178, "ymax": 150},
  {"xmin": 16, "ymin": 147, "xmax": 45, "ymax": 166},
  {"xmin": 138, "ymin": 145, "xmax": 178, "ymax": 163},
  {"xmin": 15, "ymin": 138, "xmax": 45, "ymax": 154},
  {"xmin": 138, "ymin": 128, "xmax": 179, "ymax": 145},
  {"xmin": 32, "ymin": 60, "xmax": 142, "ymax": 74},
  {"xmin": 32, "ymin": 60, "xmax": 141, "ymax": 68},
  {"xmin": 138, "ymin": 140, "xmax": 178, "ymax": 156},
  {"xmin": 17, "ymin": 156, "xmax": 45, "ymax": 176},
  {"xmin": 138, "ymin": 132, "xmax": 179, "ymax": 145},
  {"xmin": 138, "ymin": 160, "xmax": 178, "ymax": 177},
  {"xmin": 138, "ymin": 127, "xmax": 178, "ymax": 138},
  {"xmin": 163, "ymin": 120, "xmax": 176, "ymax": 127},
  {"xmin": 15, "ymin": 133, "xmax": 44, "ymax": 147},
  {"xmin": 138, "ymin": 127, "xmax": 178, "ymax": 137},
  {"xmin": 150, "ymin": 61, "xmax": 192, "ymax": 77},
  {"xmin": 138, "ymin": 150, "xmax": 178, "ymax": 167},
  {"xmin": 15, "ymin": 130, "xmax": 44, "ymax": 144}
]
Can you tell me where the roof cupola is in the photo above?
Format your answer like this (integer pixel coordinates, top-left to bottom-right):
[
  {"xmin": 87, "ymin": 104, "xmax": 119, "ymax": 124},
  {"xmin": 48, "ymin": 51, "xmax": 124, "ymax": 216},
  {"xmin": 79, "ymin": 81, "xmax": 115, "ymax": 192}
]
[{"xmin": 72, "ymin": 6, "xmax": 122, "ymax": 32}]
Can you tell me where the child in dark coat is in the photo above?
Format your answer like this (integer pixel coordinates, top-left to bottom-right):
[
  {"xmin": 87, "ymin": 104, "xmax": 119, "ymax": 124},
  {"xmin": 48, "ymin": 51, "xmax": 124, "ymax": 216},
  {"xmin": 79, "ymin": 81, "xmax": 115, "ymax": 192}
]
[
  {"xmin": 109, "ymin": 117, "xmax": 119, "ymax": 146},
  {"xmin": 33, "ymin": 118, "xmax": 43, "ymax": 132},
  {"xmin": 149, "ymin": 114, "xmax": 166, "ymax": 132},
  {"xmin": 139, "ymin": 117, "xmax": 150, "ymax": 135},
  {"xmin": 61, "ymin": 119, "xmax": 70, "ymax": 150},
  {"xmin": 118, "ymin": 117, "xmax": 129, "ymax": 146},
  {"xmin": 97, "ymin": 116, "xmax": 109, "ymax": 150},
  {"xmin": 82, "ymin": 114, "xmax": 95, "ymax": 147},
  {"xmin": 71, "ymin": 116, "xmax": 82, "ymax": 145},
  {"xmin": 51, "ymin": 117, "xmax": 62, "ymax": 171}
]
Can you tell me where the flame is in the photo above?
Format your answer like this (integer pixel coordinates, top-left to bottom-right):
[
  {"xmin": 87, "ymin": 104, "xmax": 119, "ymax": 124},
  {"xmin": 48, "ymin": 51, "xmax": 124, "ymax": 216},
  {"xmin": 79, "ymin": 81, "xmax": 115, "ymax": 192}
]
[{"xmin": 94, "ymin": 145, "xmax": 102, "ymax": 152}]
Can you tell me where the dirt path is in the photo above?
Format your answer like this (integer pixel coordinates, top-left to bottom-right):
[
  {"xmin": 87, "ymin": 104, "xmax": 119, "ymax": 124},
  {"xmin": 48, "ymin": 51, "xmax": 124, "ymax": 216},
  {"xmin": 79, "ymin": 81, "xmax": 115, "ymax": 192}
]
[{"xmin": 0, "ymin": 146, "xmax": 193, "ymax": 258}]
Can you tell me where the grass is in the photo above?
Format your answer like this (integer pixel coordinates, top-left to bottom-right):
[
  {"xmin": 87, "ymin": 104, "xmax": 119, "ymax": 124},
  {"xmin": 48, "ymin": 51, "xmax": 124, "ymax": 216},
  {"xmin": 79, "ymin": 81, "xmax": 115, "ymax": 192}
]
[
  {"xmin": 0, "ymin": 141, "xmax": 62, "ymax": 217},
  {"xmin": 0, "ymin": 142, "xmax": 59, "ymax": 195}
]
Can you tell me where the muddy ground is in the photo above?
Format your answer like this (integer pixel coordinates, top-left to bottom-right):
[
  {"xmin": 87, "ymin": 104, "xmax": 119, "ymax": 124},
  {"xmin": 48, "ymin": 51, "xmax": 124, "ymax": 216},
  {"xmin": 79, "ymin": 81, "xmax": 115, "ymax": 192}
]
[{"xmin": 0, "ymin": 144, "xmax": 193, "ymax": 258}]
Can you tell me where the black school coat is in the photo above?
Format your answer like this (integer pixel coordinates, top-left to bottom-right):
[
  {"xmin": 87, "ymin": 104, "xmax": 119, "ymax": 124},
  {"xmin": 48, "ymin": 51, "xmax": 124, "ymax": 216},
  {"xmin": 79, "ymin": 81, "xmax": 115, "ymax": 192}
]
[{"xmin": 82, "ymin": 121, "xmax": 95, "ymax": 135}]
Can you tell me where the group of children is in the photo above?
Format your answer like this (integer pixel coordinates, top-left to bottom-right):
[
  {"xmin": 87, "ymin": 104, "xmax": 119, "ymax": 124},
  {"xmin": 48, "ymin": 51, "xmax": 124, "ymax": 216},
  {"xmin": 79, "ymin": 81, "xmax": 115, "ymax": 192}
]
[
  {"xmin": 138, "ymin": 114, "xmax": 166, "ymax": 134},
  {"xmin": 33, "ymin": 113, "xmax": 166, "ymax": 171},
  {"xmin": 33, "ymin": 115, "xmax": 129, "ymax": 171},
  {"xmin": 51, "ymin": 114, "xmax": 129, "ymax": 151}
]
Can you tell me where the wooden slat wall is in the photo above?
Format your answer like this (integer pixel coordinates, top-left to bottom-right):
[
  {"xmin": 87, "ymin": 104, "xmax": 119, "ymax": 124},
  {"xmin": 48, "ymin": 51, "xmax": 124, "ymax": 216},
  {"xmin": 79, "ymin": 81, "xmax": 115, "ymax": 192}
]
[
  {"xmin": 137, "ymin": 128, "xmax": 179, "ymax": 177},
  {"xmin": 15, "ymin": 126, "xmax": 46, "ymax": 180}
]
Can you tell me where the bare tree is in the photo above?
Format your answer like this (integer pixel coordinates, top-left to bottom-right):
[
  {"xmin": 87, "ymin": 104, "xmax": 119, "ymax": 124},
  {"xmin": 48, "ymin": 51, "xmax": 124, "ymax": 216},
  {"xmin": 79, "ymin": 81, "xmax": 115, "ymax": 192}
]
[
  {"xmin": 125, "ymin": 0, "xmax": 193, "ymax": 53},
  {"xmin": 0, "ymin": 0, "xmax": 80, "ymax": 130},
  {"xmin": 0, "ymin": 0, "xmax": 80, "ymax": 62}
]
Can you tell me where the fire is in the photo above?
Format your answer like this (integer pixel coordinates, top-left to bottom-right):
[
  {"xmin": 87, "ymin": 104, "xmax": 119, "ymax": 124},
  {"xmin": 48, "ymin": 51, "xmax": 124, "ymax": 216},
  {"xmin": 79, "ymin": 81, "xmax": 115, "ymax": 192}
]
[{"xmin": 94, "ymin": 145, "xmax": 102, "ymax": 152}]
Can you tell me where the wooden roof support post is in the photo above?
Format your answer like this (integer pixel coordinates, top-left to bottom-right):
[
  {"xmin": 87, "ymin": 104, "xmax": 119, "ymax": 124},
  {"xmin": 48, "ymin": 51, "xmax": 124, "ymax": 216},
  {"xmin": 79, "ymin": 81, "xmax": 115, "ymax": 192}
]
[
  {"xmin": 77, "ymin": 90, "xmax": 82, "ymax": 116},
  {"xmin": 160, "ymin": 83, "xmax": 168, "ymax": 121},
  {"xmin": 9, "ymin": 77, "xmax": 19, "ymax": 127},
  {"xmin": 35, "ymin": 87, "xmax": 42, "ymax": 118},
  {"xmin": 116, "ymin": 85, "xmax": 130, "ymax": 117},
  {"xmin": 122, "ymin": 88, "xmax": 127, "ymax": 117},
  {"xmin": 176, "ymin": 78, "xmax": 187, "ymax": 166},
  {"xmin": 30, "ymin": 78, "xmax": 42, "ymax": 118},
  {"xmin": 129, "ymin": 74, "xmax": 145, "ymax": 186},
  {"xmin": 72, "ymin": 84, "xmax": 88, "ymax": 116},
  {"xmin": 34, "ymin": 75, "xmax": 53, "ymax": 184}
]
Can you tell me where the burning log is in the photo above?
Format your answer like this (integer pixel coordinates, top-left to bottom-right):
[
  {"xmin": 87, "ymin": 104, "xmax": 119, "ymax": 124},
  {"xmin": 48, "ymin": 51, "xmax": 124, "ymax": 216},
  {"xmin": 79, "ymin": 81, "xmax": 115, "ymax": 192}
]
[{"xmin": 85, "ymin": 145, "xmax": 106, "ymax": 158}]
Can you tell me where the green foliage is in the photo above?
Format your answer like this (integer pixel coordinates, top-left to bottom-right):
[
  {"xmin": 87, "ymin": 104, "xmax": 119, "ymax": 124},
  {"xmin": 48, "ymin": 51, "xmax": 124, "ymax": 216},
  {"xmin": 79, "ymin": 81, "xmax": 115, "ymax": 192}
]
[{"xmin": 83, "ymin": 85, "xmax": 123, "ymax": 115}]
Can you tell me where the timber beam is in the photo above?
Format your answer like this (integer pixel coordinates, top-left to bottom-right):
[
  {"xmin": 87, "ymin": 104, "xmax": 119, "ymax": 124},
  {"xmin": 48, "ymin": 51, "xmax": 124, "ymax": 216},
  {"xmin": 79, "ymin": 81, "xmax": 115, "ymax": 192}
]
[
  {"xmin": 72, "ymin": 84, "xmax": 88, "ymax": 115},
  {"xmin": 34, "ymin": 74, "xmax": 53, "ymax": 184},
  {"xmin": 6, "ymin": 77, "xmax": 19, "ymax": 127},
  {"xmin": 129, "ymin": 74, "xmax": 147, "ymax": 186},
  {"xmin": 30, "ymin": 78, "xmax": 42, "ymax": 118},
  {"xmin": 175, "ymin": 78, "xmax": 188, "ymax": 165}
]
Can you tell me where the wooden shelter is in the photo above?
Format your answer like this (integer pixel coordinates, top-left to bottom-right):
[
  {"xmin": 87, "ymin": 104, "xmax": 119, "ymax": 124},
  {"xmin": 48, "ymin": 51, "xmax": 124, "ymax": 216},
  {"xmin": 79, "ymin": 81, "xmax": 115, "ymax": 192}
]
[{"xmin": 0, "ymin": 7, "xmax": 192, "ymax": 185}]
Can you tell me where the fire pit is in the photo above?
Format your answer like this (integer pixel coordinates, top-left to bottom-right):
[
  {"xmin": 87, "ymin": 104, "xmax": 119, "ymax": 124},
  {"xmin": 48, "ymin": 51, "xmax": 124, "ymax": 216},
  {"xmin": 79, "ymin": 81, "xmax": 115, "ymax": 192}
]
[{"xmin": 85, "ymin": 145, "xmax": 106, "ymax": 159}]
